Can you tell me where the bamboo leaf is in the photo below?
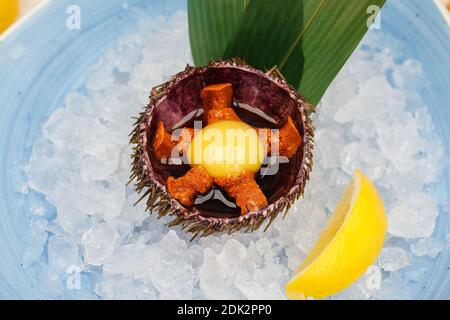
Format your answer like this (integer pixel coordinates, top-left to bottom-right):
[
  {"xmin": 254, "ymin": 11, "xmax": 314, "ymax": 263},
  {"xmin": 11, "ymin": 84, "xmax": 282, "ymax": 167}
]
[
  {"xmin": 188, "ymin": 0, "xmax": 250, "ymax": 66},
  {"xmin": 188, "ymin": 0, "xmax": 385, "ymax": 106},
  {"xmin": 295, "ymin": 0, "xmax": 386, "ymax": 105},
  {"xmin": 224, "ymin": 0, "xmax": 305, "ymax": 87}
]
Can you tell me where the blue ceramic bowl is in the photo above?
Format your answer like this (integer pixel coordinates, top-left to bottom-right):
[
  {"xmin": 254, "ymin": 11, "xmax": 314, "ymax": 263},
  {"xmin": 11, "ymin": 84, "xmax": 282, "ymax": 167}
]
[{"xmin": 0, "ymin": 0, "xmax": 449, "ymax": 299}]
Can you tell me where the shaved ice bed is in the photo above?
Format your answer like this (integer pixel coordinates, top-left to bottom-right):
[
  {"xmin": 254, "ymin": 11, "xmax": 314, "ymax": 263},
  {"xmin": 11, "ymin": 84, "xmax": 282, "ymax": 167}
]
[{"xmin": 20, "ymin": 12, "xmax": 449, "ymax": 299}]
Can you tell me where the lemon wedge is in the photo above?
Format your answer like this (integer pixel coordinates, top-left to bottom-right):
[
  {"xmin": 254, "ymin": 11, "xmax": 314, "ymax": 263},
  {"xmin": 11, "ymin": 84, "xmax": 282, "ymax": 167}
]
[
  {"xmin": 285, "ymin": 170, "xmax": 387, "ymax": 299},
  {"xmin": 0, "ymin": 0, "xmax": 20, "ymax": 33}
]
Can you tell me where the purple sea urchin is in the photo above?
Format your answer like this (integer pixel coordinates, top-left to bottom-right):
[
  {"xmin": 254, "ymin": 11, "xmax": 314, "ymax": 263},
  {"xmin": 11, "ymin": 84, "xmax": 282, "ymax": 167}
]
[{"xmin": 130, "ymin": 60, "xmax": 314, "ymax": 238}]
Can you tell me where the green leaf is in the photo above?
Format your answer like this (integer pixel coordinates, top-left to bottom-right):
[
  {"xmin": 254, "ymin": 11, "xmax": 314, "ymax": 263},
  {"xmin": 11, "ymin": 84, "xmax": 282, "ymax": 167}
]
[
  {"xmin": 295, "ymin": 0, "xmax": 386, "ymax": 105},
  {"xmin": 188, "ymin": 0, "xmax": 250, "ymax": 66},
  {"xmin": 188, "ymin": 0, "xmax": 385, "ymax": 105},
  {"xmin": 223, "ymin": 0, "xmax": 305, "ymax": 87}
]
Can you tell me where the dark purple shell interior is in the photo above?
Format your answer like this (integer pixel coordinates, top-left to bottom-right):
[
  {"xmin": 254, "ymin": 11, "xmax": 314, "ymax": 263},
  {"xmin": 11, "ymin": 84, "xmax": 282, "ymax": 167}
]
[
  {"xmin": 153, "ymin": 67, "xmax": 297, "ymax": 130},
  {"xmin": 138, "ymin": 61, "xmax": 313, "ymax": 233}
]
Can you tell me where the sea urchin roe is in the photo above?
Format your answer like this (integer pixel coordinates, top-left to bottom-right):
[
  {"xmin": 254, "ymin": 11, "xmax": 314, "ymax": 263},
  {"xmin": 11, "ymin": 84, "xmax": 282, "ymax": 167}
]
[
  {"xmin": 161, "ymin": 82, "xmax": 301, "ymax": 213},
  {"xmin": 262, "ymin": 116, "xmax": 302, "ymax": 158},
  {"xmin": 206, "ymin": 107, "xmax": 241, "ymax": 124},
  {"xmin": 166, "ymin": 165, "xmax": 214, "ymax": 207},
  {"xmin": 187, "ymin": 120, "xmax": 266, "ymax": 178},
  {"xmin": 202, "ymin": 83, "xmax": 240, "ymax": 124},
  {"xmin": 200, "ymin": 83, "xmax": 233, "ymax": 113},
  {"xmin": 153, "ymin": 121, "xmax": 194, "ymax": 160},
  {"xmin": 214, "ymin": 171, "xmax": 268, "ymax": 215},
  {"xmin": 279, "ymin": 117, "xmax": 302, "ymax": 158}
]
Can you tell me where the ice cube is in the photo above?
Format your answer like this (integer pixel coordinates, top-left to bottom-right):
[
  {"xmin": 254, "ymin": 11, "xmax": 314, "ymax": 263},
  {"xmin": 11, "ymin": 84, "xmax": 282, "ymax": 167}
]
[
  {"xmin": 82, "ymin": 223, "xmax": 119, "ymax": 266},
  {"xmin": 410, "ymin": 237, "xmax": 445, "ymax": 258},
  {"xmin": 388, "ymin": 192, "xmax": 438, "ymax": 238},
  {"xmin": 378, "ymin": 247, "xmax": 411, "ymax": 272},
  {"xmin": 48, "ymin": 236, "xmax": 83, "ymax": 274}
]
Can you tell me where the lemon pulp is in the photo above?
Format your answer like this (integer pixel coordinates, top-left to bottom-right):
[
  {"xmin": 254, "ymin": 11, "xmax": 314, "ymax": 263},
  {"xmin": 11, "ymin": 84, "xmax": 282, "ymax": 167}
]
[
  {"xmin": 187, "ymin": 120, "xmax": 265, "ymax": 178},
  {"xmin": 285, "ymin": 170, "xmax": 387, "ymax": 299},
  {"xmin": 0, "ymin": 0, "xmax": 20, "ymax": 33}
]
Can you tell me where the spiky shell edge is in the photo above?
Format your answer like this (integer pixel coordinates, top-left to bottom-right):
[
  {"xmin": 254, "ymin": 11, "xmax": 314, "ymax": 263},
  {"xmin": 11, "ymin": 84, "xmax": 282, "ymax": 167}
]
[{"xmin": 130, "ymin": 60, "xmax": 314, "ymax": 240}]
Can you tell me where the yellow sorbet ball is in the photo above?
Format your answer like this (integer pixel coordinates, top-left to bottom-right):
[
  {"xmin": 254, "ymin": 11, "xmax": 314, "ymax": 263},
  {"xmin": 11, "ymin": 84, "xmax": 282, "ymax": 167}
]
[{"xmin": 187, "ymin": 120, "xmax": 266, "ymax": 178}]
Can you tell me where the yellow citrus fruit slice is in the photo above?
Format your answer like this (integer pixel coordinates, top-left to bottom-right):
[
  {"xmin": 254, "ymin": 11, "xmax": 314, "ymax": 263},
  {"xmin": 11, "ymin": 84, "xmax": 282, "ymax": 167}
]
[
  {"xmin": 285, "ymin": 170, "xmax": 387, "ymax": 299},
  {"xmin": 0, "ymin": 0, "xmax": 20, "ymax": 33}
]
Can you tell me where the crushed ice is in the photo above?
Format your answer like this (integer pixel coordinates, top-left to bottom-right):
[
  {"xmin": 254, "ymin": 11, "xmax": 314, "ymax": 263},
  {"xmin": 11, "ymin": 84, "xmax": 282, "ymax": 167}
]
[{"xmin": 21, "ymin": 11, "xmax": 449, "ymax": 299}]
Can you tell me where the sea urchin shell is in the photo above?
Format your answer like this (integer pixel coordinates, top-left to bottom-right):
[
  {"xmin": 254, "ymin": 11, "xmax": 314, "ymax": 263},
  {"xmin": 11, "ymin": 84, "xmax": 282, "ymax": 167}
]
[{"xmin": 130, "ymin": 60, "xmax": 314, "ymax": 239}]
